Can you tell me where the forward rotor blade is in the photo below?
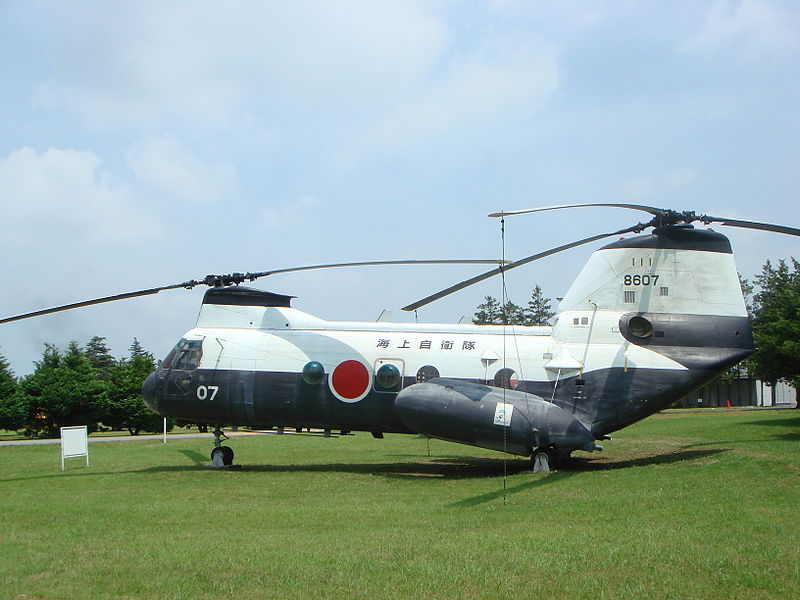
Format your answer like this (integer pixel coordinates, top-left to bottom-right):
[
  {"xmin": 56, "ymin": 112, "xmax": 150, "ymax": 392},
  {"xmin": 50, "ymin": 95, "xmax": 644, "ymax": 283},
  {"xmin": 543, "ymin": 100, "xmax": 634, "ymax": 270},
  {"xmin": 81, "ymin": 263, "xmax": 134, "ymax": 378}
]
[
  {"xmin": 489, "ymin": 203, "xmax": 667, "ymax": 219},
  {"xmin": 702, "ymin": 216, "xmax": 800, "ymax": 237},
  {"xmin": 247, "ymin": 259, "xmax": 511, "ymax": 280},
  {"xmin": 0, "ymin": 283, "xmax": 191, "ymax": 325},
  {"xmin": 402, "ymin": 226, "xmax": 640, "ymax": 312},
  {"xmin": 1, "ymin": 260, "xmax": 510, "ymax": 325}
]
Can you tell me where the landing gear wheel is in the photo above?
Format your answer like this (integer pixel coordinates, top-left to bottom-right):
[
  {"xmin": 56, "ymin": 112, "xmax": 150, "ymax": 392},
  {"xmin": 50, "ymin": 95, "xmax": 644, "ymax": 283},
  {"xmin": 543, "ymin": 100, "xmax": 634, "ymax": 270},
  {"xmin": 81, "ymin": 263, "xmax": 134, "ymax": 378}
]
[
  {"xmin": 531, "ymin": 448, "xmax": 552, "ymax": 473},
  {"xmin": 211, "ymin": 445, "xmax": 234, "ymax": 467},
  {"xmin": 209, "ymin": 424, "xmax": 235, "ymax": 467}
]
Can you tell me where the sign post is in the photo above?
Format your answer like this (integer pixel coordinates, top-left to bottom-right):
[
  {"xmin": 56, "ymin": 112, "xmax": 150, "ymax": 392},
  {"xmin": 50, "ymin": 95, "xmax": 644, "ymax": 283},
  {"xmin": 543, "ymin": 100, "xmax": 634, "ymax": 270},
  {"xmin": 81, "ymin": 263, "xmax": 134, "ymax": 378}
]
[{"xmin": 60, "ymin": 426, "xmax": 89, "ymax": 471}]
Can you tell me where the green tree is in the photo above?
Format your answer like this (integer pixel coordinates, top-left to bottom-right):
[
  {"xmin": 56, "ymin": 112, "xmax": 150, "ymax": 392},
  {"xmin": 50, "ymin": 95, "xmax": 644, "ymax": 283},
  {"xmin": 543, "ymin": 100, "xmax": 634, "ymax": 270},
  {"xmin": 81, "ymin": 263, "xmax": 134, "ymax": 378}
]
[
  {"xmin": 499, "ymin": 300, "xmax": 525, "ymax": 325},
  {"xmin": 749, "ymin": 259, "xmax": 800, "ymax": 402},
  {"xmin": 129, "ymin": 337, "xmax": 148, "ymax": 358},
  {"xmin": 473, "ymin": 296, "xmax": 502, "ymax": 324},
  {"xmin": 84, "ymin": 336, "xmax": 115, "ymax": 380},
  {"xmin": 0, "ymin": 351, "xmax": 25, "ymax": 431},
  {"xmin": 17, "ymin": 342, "xmax": 109, "ymax": 437},
  {"xmin": 739, "ymin": 273, "xmax": 754, "ymax": 316},
  {"xmin": 473, "ymin": 286, "xmax": 556, "ymax": 326},
  {"xmin": 106, "ymin": 340, "xmax": 167, "ymax": 435},
  {"xmin": 523, "ymin": 284, "xmax": 556, "ymax": 326},
  {"xmin": 0, "ymin": 351, "xmax": 16, "ymax": 404}
]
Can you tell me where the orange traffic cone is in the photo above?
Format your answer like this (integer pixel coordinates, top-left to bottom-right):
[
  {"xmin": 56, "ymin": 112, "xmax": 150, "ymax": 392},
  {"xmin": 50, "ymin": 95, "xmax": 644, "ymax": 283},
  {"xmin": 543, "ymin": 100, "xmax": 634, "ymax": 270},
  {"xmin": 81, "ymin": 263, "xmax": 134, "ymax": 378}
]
[{"xmin": 726, "ymin": 397, "xmax": 731, "ymax": 409}]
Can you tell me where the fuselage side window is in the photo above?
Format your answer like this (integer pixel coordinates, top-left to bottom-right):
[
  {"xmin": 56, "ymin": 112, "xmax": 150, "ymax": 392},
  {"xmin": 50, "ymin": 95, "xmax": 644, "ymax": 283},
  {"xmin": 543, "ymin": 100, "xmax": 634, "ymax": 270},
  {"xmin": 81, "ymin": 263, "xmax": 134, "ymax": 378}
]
[{"xmin": 416, "ymin": 365, "xmax": 440, "ymax": 383}]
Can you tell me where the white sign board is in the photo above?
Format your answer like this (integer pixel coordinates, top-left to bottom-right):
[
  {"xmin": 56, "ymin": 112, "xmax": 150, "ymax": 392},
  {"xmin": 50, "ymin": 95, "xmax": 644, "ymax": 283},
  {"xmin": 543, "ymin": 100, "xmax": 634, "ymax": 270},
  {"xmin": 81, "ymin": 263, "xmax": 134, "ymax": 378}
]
[
  {"xmin": 60, "ymin": 426, "xmax": 89, "ymax": 471},
  {"xmin": 493, "ymin": 402, "xmax": 514, "ymax": 427}
]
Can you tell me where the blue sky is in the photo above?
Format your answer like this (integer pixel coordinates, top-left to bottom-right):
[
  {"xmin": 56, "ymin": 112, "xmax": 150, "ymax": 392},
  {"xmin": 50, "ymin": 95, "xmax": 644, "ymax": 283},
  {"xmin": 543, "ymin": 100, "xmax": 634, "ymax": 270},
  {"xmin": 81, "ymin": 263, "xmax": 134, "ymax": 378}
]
[{"xmin": 1, "ymin": 0, "xmax": 798, "ymax": 374}]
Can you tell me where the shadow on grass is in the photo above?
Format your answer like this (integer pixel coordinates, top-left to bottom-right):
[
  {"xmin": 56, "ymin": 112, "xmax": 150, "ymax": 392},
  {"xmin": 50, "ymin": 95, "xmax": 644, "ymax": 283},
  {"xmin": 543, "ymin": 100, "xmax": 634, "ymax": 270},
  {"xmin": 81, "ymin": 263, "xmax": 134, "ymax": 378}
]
[
  {"xmin": 741, "ymin": 415, "xmax": 800, "ymax": 428},
  {"xmin": 449, "ymin": 471, "xmax": 576, "ymax": 507},
  {"xmin": 177, "ymin": 449, "xmax": 208, "ymax": 466},
  {"xmin": 178, "ymin": 455, "xmax": 535, "ymax": 480},
  {"xmin": 145, "ymin": 447, "xmax": 730, "ymax": 478},
  {"xmin": 0, "ymin": 454, "xmax": 529, "ymax": 484},
  {"xmin": 562, "ymin": 448, "xmax": 729, "ymax": 471},
  {"xmin": 448, "ymin": 448, "xmax": 730, "ymax": 507},
  {"xmin": 0, "ymin": 447, "xmax": 729, "ymax": 486},
  {"xmin": 688, "ymin": 414, "xmax": 800, "ymax": 443}
]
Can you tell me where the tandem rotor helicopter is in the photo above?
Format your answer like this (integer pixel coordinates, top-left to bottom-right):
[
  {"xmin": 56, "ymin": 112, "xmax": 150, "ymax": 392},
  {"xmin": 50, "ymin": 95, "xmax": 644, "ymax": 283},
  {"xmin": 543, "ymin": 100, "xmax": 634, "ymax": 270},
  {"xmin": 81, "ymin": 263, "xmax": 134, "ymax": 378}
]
[{"xmin": 3, "ymin": 203, "xmax": 798, "ymax": 472}]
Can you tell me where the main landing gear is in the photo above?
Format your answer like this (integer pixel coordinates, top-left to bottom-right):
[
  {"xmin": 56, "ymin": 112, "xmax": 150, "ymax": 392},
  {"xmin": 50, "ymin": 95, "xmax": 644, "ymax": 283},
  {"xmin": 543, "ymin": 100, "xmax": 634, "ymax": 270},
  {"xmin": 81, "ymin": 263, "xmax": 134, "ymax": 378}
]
[
  {"xmin": 530, "ymin": 446, "xmax": 580, "ymax": 473},
  {"xmin": 531, "ymin": 446, "xmax": 569, "ymax": 473},
  {"xmin": 531, "ymin": 447, "xmax": 552, "ymax": 473},
  {"xmin": 210, "ymin": 425, "xmax": 236, "ymax": 468}
]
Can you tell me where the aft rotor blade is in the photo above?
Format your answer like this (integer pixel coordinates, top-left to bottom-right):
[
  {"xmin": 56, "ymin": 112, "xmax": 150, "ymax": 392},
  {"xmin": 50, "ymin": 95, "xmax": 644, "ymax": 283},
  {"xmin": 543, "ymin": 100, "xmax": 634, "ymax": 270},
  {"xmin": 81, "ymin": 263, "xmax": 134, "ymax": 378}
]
[
  {"xmin": 402, "ymin": 227, "xmax": 640, "ymax": 312},
  {"xmin": 0, "ymin": 283, "xmax": 192, "ymax": 325},
  {"xmin": 703, "ymin": 216, "xmax": 800, "ymax": 237},
  {"xmin": 489, "ymin": 203, "xmax": 667, "ymax": 219},
  {"xmin": 246, "ymin": 259, "xmax": 511, "ymax": 280}
]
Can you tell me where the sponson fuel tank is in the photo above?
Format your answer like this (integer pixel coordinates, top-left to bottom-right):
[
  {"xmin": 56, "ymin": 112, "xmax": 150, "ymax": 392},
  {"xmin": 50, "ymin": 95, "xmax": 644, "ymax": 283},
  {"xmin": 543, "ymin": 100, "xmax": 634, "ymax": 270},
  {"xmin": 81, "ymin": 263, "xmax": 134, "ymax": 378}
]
[{"xmin": 394, "ymin": 379, "xmax": 597, "ymax": 456}]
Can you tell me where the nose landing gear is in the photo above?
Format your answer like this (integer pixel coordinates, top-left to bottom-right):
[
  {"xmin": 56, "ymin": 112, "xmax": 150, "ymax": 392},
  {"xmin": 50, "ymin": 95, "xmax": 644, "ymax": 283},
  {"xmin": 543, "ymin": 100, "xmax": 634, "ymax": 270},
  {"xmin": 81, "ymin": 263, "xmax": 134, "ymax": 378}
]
[{"xmin": 209, "ymin": 425, "xmax": 237, "ymax": 468}]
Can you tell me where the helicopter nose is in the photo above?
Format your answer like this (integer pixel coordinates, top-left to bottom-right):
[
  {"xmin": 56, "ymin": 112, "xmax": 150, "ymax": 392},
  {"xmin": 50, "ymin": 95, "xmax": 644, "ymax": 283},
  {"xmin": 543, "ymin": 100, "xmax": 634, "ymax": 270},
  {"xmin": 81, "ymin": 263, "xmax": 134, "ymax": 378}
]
[{"xmin": 141, "ymin": 371, "xmax": 159, "ymax": 411}]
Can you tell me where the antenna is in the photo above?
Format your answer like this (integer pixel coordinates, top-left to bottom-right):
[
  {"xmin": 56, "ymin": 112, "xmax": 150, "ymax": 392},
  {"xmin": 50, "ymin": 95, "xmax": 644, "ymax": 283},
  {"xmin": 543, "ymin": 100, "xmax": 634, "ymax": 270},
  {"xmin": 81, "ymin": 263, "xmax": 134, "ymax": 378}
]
[{"xmin": 500, "ymin": 215, "xmax": 508, "ymax": 504}]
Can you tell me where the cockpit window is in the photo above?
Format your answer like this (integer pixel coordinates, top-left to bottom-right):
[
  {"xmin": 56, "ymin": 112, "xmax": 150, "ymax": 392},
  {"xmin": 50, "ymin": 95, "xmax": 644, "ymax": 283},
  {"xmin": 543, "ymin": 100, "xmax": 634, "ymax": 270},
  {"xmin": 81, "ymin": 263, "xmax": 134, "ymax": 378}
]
[
  {"xmin": 161, "ymin": 344, "xmax": 179, "ymax": 370},
  {"xmin": 172, "ymin": 339, "xmax": 203, "ymax": 370}
]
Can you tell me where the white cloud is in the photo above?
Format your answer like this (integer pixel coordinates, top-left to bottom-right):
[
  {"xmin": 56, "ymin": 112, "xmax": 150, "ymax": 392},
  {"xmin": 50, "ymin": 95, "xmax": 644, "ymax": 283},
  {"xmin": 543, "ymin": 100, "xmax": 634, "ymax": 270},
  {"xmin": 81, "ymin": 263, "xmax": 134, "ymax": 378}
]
[
  {"xmin": 31, "ymin": 1, "xmax": 449, "ymax": 130},
  {"xmin": 126, "ymin": 136, "xmax": 237, "ymax": 204},
  {"xmin": 623, "ymin": 177, "xmax": 657, "ymax": 200},
  {"xmin": 623, "ymin": 169, "xmax": 698, "ymax": 200},
  {"xmin": 665, "ymin": 169, "xmax": 697, "ymax": 188},
  {"xmin": 684, "ymin": 0, "xmax": 799, "ymax": 56},
  {"xmin": 0, "ymin": 146, "xmax": 160, "ymax": 244},
  {"xmin": 261, "ymin": 196, "xmax": 320, "ymax": 230},
  {"xmin": 338, "ymin": 36, "xmax": 560, "ymax": 164},
  {"xmin": 27, "ymin": 2, "xmax": 566, "ymax": 172}
]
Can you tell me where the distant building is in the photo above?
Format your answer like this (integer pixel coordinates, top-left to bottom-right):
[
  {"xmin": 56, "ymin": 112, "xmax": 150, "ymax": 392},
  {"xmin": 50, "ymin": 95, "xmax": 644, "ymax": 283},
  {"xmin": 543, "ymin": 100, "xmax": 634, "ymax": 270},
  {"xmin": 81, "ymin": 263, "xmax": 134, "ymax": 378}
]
[{"xmin": 673, "ymin": 370, "xmax": 797, "ymax": 409}]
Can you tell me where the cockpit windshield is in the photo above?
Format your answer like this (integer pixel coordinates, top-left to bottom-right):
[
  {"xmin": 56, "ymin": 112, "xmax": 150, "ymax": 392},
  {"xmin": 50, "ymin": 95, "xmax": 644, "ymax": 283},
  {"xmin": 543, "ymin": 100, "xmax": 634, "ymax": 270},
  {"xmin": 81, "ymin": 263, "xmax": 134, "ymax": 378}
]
[{"xmin": 162, "ymin": 338, "xmax": 203, "ymax": 371}]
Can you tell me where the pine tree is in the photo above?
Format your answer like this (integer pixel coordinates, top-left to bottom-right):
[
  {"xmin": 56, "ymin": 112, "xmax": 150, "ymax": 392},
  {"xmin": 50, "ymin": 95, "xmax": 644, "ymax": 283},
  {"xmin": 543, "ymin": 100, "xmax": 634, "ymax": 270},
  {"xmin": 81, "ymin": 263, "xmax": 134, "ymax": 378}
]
[
  {"xmin": 738, "ymin": 272, "xmax": 755, "ymax": 316},
  {"xmin": 106, "ymin": 339, "xmax": 165, "ymax": 435},
  {"xmin": 473, "ymin": 285, "xmax": 556, "ymax": 326},
  {"xmin": 84, "ymin": 336, "xmax": 115, "ymax": 379},
  {"xmin": 524, "ymin": 285, "xmax": 556, "ymax": 326},
  {"xmin": 129, "ymin": 338, "xmax": 147, "ymax": 358},
  {"xmin": 38, "ymin": 344, "xmax": 62, "ymax": 370},
  {"xmin": 749, "ymin": 258, "xmax": 800, "ymax": 397},
  {"xmin": 499, "ymin": 300, "xmax": 525, "ymax": 325},
  {"xmin": 0, "ymin": 351, "xmax": 15, "ymax": 400},
  {"xmin": 0, "ymin": 351, "xmax": 25, "ymax": 431},
  {"xmin": 17, "ymin": 342, "xmax": 108, "ymax": 436},
  {"xmin": 473, "ymin": 296, "xmax": 502, "ymax": 324}
]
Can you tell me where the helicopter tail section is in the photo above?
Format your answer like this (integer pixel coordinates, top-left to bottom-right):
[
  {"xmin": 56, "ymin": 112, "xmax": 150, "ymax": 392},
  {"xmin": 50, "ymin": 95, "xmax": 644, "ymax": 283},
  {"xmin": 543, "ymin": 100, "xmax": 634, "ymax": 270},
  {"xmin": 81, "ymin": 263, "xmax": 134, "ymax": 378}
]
[
  {"xmin": 548, "ymin": 226, "xmax": 754, "ymax": 436},
  {"xmin": 556, "ymin": 226, "xmax": 747, "ymax": 318}
]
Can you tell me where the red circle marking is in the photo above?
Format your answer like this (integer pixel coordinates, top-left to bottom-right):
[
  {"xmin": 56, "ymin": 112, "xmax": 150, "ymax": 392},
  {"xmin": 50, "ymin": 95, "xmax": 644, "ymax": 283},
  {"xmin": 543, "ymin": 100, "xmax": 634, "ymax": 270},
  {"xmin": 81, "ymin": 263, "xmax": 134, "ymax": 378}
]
[{"xmin": 331, "ymin": 360, "xmax": 370, "ymax": 401}]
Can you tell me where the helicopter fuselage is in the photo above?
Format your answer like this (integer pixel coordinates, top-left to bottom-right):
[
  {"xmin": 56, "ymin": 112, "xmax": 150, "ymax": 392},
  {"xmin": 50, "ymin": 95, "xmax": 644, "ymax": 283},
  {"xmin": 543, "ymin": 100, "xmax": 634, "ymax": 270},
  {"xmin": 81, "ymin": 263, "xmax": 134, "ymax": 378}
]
[{"xmin": 142, "ymin": 226, "xmax": 755, "ymax": 458}]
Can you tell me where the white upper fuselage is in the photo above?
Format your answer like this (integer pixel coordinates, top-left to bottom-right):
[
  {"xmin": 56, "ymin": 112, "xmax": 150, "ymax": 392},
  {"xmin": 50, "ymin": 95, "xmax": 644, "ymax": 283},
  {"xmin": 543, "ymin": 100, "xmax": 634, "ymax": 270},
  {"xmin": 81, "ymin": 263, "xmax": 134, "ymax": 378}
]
[{"xmin": 186, "ymin": 301, "xmax": 687, "ymax": 391}]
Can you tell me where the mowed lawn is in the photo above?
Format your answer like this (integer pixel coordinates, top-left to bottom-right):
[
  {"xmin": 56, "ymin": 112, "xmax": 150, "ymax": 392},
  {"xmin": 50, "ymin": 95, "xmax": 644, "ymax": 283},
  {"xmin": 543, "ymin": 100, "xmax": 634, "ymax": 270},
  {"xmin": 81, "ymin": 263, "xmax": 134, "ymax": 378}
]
[{"xmin": 1, "ymin": 410, "xmax": 797, "ymax": 600}]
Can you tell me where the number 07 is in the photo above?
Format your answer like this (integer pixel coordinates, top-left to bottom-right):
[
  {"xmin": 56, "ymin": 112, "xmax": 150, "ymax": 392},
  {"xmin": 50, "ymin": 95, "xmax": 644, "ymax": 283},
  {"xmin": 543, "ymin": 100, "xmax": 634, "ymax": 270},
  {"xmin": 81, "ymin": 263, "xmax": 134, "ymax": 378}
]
[{"xmin": 196, "ymin": 385, "xmax": 219, "ymax": 401}]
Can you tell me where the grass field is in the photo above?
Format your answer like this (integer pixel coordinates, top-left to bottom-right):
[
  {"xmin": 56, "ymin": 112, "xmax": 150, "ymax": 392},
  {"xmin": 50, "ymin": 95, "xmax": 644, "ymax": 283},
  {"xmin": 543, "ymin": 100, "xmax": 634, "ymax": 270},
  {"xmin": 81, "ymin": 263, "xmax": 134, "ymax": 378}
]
[{"xmin": 1, "ymin": 410, "xmax": 798, "ymax": 600}]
